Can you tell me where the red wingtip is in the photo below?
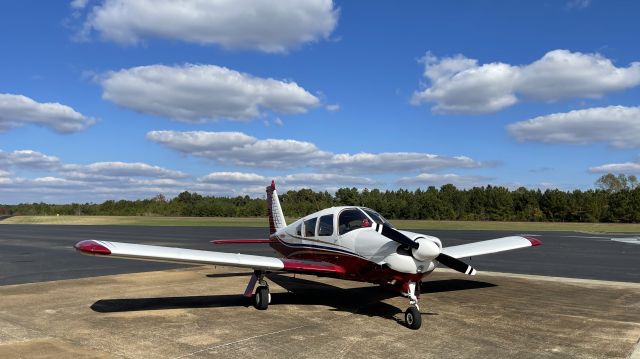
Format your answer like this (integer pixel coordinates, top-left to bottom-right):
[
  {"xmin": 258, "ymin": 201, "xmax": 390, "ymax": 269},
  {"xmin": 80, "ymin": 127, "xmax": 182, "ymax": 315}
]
[
  {"xmin": 271, "ymin": 179, "xmax": 275, "ymax": 190},
  {"xmin": 74, "ymin": 240, "xmax": 111, "ymax": 255},
  {"xmin": 524, "ymin": 237, "xmax": 542, "ymax": 246}
]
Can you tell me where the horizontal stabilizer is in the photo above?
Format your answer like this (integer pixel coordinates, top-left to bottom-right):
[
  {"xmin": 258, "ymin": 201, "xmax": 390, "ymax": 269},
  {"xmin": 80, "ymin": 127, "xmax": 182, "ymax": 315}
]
[{"xmin": 441, "ymin": 236, "xmax": 541, "ymax": 259}]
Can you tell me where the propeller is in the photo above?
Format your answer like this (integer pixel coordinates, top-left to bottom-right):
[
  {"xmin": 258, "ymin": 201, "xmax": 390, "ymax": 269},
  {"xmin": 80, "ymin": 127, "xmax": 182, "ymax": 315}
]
[
  {"xmin": 434, "ymin": 253, "xmax": 477, "ymax": 275},
  {"xmin": 378, "ymin": 223, "xmax": 477, "ymax": 275}
]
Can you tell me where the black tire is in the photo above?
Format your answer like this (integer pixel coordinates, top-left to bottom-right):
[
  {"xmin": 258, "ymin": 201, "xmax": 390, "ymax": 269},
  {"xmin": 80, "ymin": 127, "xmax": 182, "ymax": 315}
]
[
  {"xmin": 254, "ymin": 286, "xmax": 269, "ymax": 310},
  {"xmin": 405, "ymin": 306, "xmax": 422, "ymax": 330}
]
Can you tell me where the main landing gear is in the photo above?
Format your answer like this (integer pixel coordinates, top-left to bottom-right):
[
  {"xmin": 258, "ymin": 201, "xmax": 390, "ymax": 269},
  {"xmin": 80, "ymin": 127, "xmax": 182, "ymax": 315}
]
[
  {"xmin": 403, "ymin": 281, "xmax": 422, "ymax": 330},
  {"xmin": 245, "ymin": 270, "xmax": 271, "ymax": 310}
]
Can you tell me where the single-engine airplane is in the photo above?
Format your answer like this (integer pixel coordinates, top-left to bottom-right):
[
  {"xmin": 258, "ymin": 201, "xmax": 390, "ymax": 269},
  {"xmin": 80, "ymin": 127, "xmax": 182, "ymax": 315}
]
[{"xmin": 75, "ymin": 181, "xmax": 541, "ymax": 329}]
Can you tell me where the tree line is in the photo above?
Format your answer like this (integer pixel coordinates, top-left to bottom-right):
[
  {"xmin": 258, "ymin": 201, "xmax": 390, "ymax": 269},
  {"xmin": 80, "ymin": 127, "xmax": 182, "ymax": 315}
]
[{"xmin": 1, "ymin": 173, "xmax": 639, "ymax": 223}]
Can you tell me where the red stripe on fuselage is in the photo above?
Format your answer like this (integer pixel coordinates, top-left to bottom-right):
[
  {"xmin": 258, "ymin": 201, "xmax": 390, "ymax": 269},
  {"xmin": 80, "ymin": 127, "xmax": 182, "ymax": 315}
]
[{"xmin": 269, "ymin": 236, "xmax": 424, "ymax": 284}]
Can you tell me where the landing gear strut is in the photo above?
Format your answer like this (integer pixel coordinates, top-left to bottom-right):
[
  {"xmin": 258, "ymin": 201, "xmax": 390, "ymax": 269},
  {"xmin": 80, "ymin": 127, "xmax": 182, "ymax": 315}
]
[
  {"xmin": 403, "ymin": 281, "xmax": 422, "ymax": 330},
  {"xmin": 249, "ymin": 270, "xmax": 271, "ymax": 310}
]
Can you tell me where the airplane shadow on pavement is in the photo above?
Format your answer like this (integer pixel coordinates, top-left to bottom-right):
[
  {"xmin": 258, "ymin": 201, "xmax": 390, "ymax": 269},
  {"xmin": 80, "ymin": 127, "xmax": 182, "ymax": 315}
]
[{"xmin": 90, "ymin": 273, "xmax": 496, "ymax": 325}]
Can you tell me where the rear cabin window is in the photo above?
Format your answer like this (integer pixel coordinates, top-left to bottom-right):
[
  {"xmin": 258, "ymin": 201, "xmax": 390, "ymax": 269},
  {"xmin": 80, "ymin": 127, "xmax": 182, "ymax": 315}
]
[
  {"xmin": 318, "ymin": 214, "xmax": 334, "ymax": 236},
  {"xmin": 338, "ymin": 209, "xmax": 369, "ymax": 235},
  {"xmin": 304, "ymin": 217, "xmax": 317, "ymax": 237}
]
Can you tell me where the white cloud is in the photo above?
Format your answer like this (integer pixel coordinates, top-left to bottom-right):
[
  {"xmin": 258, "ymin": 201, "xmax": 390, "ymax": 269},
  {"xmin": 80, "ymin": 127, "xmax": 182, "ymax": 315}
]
[
  {"xmin": 62, "ymin": 161, "xmax": 188, "ymax": 179},
  {"xmin": 0, "ymin": 150, "xmax": 60, "ymax": 169},
  {"xmin": 199, "ymin": 172, "xmax": 267, "ymax": 184},
  {"xmin": 589, "ymin": 158, "xmax": 640, "ymax": 174},
  {"xmin": 281, "ymin": 173, "xmax": 375, "ymax": 186},
  {"xmin": 319, "ymin": 152, "xmax": 483, "ymax": 174},
  {"xmin": 0, "ymin": 93, "xmax": 95, "ymax": 133},
  {"xmin": 101, "ymin": 64, "xmax": 320, "ymax": 122},
  {"xmin": 397, "ymin": 173, "xmax": 493, "ymax": 188},
  {"xmin": 70, "ymin": 0, "xmax": 89, "ymax": 9},
  {"xmin": 198, "ymin": 172, "xmax": 375, "ymax": 193},
  {"xmin": 508, "ymin": 106, "xmax": 640, "ymax": 148},
  {"xmin": 567, "ymin": 0, "xmax": 591, "ymax": 9},
  {"xmin": 325, "ymin": 104, "xmax": 340, "ymax": 112},
  {"xmin": 412, "ymin": 50, "xmax": 640, "ymax": 114},
  {"xmin": 0, "ymin": 148, "xmax": 198, "ymax": 203},
  {"xmin": 147, "ymin": 130, "xmax": 330, "ymax": 168},
  {"xmin": 79, "ymin": 0, "xmax": 339, "ymax": 53},
  {"xmin": 148, "ymin": 130, "xmax": 484, "ymax": 173}
]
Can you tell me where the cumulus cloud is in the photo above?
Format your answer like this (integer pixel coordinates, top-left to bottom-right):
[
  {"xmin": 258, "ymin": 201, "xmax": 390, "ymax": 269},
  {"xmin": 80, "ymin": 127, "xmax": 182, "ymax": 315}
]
[
  {"xmin": 0, "ymin": 147, "xmax": 198, "ymax": 203},
  {"xmin": 78, "ymin": 0, "xmax": 339, "ymax": 53},
  {"xmin": 197, "ymin": 171, "xmax": 376, "ymax": 195},
  {"xmin": 0, "ymin": 150, "xmax": 60, "ymax": 169},
  {"xmin": 589, "ymin": 158, "xmax": 640, "ymax": 174},
  {"xmin": 397, "ymin": 173, "xmax": 493, "ymax": 188},
  {"xmin": 508, "ymin": 106, "xmax": 640, "ymax": 148},
  {"xmin": 412, "ymin": 50, "xmax": 640, "ymax": 114},
  {"xmin": 0, "ymin": 93, "xmax": 95, "ymax": 133},
  {"xmin": 147, "ymin": 131, "xmax": 330, "ymax": 168},
  {"xmin": 148, "ymin": 130, "xmax": 484, "ymax": 173},
  {"xmin": 100, "ymin": 64, "xmax": 320, "ymax": 122},
  {"xmin": 199, "ymin": 172, "xmax": 267, "ymax": 185},
  {"xmin": 62, "ymin": 162, "xmax": 188, "ymax": 179},
  {"xmin": 281, "ymin": 173, "xmax": 375, "ymax": 186},
  {"xmin": 319, "ymin": 152, "xmax": 482, "ymax": 174}
]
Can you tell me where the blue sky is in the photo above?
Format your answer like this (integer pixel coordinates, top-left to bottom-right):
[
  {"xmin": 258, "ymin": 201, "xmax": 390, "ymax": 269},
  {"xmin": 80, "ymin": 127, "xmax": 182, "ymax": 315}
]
[{"xmin": 1, "ymin": 0, "xmax": 640, "ymax": 203}]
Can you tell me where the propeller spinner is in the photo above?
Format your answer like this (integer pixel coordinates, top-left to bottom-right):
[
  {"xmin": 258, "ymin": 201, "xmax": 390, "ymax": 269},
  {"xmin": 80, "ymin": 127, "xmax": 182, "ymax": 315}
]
[{"xmin": 379, "ymin": 224, "xmax": 477, "ymax": 275}]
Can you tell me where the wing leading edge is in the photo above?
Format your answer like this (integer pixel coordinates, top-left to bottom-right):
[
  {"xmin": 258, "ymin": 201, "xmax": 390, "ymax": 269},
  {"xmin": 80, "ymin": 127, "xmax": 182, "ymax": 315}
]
[
  {"xmin": 74, "ymin": 240, "xmax": 345, "ymax": 275},
  {"xmin": 441, "ymin": 236, "xmax": 541, "ymax": 259}
]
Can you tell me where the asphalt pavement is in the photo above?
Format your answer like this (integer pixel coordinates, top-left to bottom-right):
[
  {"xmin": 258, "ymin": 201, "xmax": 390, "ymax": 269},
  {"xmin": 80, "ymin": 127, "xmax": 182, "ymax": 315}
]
[{"xmin": 0, "ymin": 225, "xmax": 638, "ymax": 285}]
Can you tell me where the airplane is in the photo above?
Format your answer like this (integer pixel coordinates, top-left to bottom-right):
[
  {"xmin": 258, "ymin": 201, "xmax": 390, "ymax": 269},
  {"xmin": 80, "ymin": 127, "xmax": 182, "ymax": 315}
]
[{"xmin": 74, "ymin": 181, "xmax": 541, "ymax": 329}]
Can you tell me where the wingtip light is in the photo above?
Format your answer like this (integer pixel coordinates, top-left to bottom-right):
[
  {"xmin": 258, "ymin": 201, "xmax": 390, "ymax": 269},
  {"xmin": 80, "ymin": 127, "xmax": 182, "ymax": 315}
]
[
  {"xmin": 524, "ymin": 237, "xmax": 542, "ymax": 246},
  {"xmin": 74, "ymin": 240, "xmax": 111, "ymax": 255}
]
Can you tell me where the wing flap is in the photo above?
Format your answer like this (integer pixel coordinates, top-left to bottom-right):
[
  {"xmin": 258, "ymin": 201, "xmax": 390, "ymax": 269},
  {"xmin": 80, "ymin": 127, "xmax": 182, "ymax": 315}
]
[
  {"xmin": 441, "ymin": 236, "xmax": 541, "ymax": 259},
  {"xmin": 281, "ymin": 259, "xmax": 346, "ymax": 275},
  {"xmin": 74, "ymin": 240, "xmax": 284, "ymax": 270}
]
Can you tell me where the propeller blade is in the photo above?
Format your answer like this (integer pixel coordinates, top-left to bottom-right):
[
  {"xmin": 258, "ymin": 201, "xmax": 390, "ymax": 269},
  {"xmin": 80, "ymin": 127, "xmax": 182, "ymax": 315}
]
[
  {"xmin": 378, "ymin": 224, "xmax": 419, "ymax": 249},
  {"xmin": 436, "ymin": 253, "xmax": 477, "ymax": 275}
]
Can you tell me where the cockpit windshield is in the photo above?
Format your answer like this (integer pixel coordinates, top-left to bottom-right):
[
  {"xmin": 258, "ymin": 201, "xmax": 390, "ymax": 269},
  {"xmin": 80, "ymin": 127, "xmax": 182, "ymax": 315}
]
[{"xmin": 361, "ymin": 208, "xmax": 392, "ymax": 227}]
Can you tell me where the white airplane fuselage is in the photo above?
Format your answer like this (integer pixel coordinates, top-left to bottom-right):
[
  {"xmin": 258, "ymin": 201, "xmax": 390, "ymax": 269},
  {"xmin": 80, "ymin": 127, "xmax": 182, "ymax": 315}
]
[{"xmin": 269, "ymin": 206, "xmax": 442, "ymax": 285}]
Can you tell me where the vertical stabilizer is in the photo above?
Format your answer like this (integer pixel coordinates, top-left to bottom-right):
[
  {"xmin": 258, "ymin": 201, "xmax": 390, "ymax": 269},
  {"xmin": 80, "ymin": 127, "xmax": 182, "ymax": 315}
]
[{"xmin": 266, "ymin": 180, "xmax": 286, "ymax": 235}]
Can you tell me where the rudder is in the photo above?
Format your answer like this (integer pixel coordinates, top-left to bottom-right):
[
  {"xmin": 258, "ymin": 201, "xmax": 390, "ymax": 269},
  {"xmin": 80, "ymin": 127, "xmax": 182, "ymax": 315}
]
[{"xmin": 266, "ymin": 180, "xmax": 286, "ymax": 235}]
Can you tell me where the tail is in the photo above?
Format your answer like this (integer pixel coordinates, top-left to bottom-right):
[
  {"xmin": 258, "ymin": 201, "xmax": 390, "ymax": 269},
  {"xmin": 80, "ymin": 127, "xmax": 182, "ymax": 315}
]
[{"xmin": 266, "ymin": 180, "xmax": 286, "ymax": 235}]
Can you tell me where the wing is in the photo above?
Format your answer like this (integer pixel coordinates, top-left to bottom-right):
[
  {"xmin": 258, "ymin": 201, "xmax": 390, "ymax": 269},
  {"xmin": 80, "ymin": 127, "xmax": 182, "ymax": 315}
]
[
  {"xmin": 441, "ymin": 236, "xmax": 541, "ymax": 259},
  {"xmin": 74, "ymin": 240, "xmax": 345, "ymax": 275}
]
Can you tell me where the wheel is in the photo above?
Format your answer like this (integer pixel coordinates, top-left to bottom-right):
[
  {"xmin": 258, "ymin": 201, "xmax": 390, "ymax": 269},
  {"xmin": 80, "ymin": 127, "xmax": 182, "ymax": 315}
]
[
  {"xmin": 254, "ymin": 286, "xmax": 269, "ymax": 310},
  {"xmin": 404, "ymin": 306, "xmax": 422, "ymax": 330}
]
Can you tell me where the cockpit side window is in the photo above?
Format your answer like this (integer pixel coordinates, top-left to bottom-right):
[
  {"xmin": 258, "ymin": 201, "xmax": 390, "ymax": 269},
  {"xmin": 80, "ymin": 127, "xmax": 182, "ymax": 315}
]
[
  {"xmin": 304, "ymin": 217, "xmax": 317, "ymax": 237},
  {"xmin": 338, "ymin": 209, "xmax": 370, "ymax": 235},
  {"xmin": 295, "ymin": 222, "xmax": 302, "ymax": 236},
  {"xmin": 318, "ymin": 214, "xmax": 334, "ymax": 236},
  {"xmin": 362, "ymin": 208, "xmax": 391, "ymax": 227}
]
